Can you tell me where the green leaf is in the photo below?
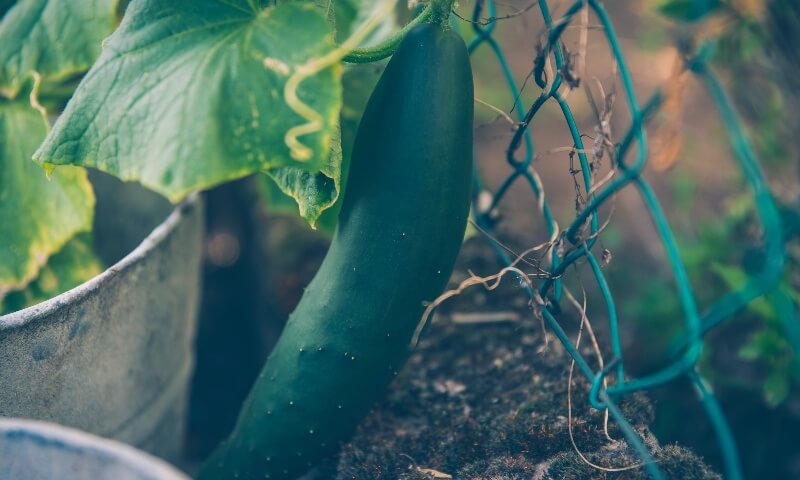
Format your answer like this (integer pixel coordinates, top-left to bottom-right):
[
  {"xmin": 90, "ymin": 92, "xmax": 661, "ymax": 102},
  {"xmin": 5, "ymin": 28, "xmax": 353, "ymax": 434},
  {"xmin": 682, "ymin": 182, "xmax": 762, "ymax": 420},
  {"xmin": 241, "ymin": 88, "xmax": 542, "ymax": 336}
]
[
  {"xmin": 737, "ymin": 339, "xmax": 761, "ymax": 361},
  {"xmin": 34, "ymin": 1, "xmax": 342, "ymax": 203},
  {"xmin": 711, "ymin": 262, "xmax": 776, "ymax": 320},
  {"xmin": 311, "ymin": 0, "xmax": 398, "ymax": 44},
  {"xmin": 0, "ymin": 95, "xmax": 94, "ymax": 296},
  {"xmin": 260, "ymin": 61, "xmax": 383, "ymax": 233},
  {"xmin": 263, "ymin": 122, "xmax": 343, "ymax": 229},
  {"xmin": 656, "ymin": 0, "xmax": 724, "ymax": 22},
  {"xmin": 2, "ymin": 234, "xmax": 102, "ymax": 314},
  {"xmin": 342, "ymin": 0, "xmax": 398, "ymax": 46},
  {"xmin": 763, "ymin": 370, "xmax": 790, "ymax": 408},
  {"xmin": 332, "ymin": 0, "xmax": 359, "ymax": 42},
  {"xmin": 0, "ymin": 0, "xmax": 119, "ymax": 99},
  {"xmin": 256, "ymin": 1, "xmax": 394, "ymax": 231},
  {"xmin": 738, "ymin": 328, "xmax": 787, "ymax": 361},
  {"xmin": 312, "ymin": 62, "xmax": 383, "ymax": 232},
  {"xmin": 784, "ymin": 282, "xmax": 800, "ymax": 305}
]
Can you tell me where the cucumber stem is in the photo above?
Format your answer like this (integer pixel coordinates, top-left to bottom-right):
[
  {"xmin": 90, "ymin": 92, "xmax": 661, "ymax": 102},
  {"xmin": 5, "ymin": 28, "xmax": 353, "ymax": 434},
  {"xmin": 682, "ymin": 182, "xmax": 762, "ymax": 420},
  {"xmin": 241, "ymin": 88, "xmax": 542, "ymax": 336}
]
[
  {"xmin": 430, "ymin": 0, "xmax": 457, "ymax": 26},
  {"xmin": 342, "ymin": 0, "xmax": 455, "ymax": 64}
]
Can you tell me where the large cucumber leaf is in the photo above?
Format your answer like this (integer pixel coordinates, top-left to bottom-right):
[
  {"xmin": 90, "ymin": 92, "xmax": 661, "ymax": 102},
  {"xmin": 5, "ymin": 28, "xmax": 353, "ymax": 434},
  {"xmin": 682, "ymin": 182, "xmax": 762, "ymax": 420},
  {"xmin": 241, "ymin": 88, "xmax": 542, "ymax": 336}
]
[
  {"xmin": 259, "ymin": 0, "xmax": 394, "ymax": 231},
  {"xmin": 34, "ymin": 0, "xmax": 342, "ymax": 203},
  {"xmin": 0, "ymin": 95, "xmax": 94, "ymax": 297},
  {"xmin": 1, "ymin": 234, "xmax": 102, "ymax": 314},
  {"xmin": 0, "ymin": 0, "xmax": 119, "ymax": 99}
]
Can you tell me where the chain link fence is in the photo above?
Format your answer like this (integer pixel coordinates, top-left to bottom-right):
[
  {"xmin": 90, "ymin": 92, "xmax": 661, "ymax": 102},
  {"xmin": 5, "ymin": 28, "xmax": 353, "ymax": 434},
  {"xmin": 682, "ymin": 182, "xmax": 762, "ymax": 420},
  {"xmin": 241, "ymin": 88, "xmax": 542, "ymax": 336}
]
[{"xmin": 460, "ymin": 1, "xmax": 795, "ymax": 478}]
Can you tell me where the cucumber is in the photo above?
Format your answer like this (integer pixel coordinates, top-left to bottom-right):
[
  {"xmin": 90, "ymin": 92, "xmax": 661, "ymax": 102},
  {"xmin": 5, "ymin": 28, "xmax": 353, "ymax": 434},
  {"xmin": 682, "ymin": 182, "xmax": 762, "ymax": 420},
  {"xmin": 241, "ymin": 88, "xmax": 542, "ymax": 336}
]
[{"xmin": 199, "ymin": 23, "xmax": 473, "ymax": 480}]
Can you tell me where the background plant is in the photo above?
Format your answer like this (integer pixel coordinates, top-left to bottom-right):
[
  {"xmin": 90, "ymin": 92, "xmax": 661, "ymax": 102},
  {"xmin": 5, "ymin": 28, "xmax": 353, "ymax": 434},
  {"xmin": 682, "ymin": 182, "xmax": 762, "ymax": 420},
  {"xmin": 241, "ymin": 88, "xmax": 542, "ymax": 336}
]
[
  {"xmin": 0, "ymin": 0, "xmax": 119, "ymax": 314},
  {"xmin": 0, "ymin": 0, "xmax": 395, "ymax": 311}
]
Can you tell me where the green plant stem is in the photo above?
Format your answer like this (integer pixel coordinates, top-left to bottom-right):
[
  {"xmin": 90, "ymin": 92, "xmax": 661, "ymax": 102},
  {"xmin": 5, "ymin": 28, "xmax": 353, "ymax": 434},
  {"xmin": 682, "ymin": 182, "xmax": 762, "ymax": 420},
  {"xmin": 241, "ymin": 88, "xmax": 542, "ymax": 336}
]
[{"xmin": 342, "ymin": 0, "xmax": 455, "ymax": 64}]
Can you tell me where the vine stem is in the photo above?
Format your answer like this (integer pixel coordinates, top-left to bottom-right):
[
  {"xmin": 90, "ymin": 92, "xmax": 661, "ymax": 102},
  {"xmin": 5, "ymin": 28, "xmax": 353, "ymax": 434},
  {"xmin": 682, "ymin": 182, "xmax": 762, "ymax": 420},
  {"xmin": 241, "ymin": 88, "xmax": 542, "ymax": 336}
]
[{"xmin": 343, "ymin": 0, "xmax": 457, "ymax": 64}]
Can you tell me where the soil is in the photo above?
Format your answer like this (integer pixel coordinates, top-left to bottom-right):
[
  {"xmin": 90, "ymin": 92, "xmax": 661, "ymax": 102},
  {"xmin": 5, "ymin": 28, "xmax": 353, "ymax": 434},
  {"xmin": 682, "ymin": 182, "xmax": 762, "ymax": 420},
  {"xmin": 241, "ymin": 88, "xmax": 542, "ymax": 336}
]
[
  {"xmin": 329, "ymin": 297, "xmax": 719, "ymax": 479},
  {"xmin": 286, "ymin": 239, "xmax": 717, "ymax": 480},
  {"xmin": 194, "ymin": 200, "xmax": 721, "ymax": 479}
]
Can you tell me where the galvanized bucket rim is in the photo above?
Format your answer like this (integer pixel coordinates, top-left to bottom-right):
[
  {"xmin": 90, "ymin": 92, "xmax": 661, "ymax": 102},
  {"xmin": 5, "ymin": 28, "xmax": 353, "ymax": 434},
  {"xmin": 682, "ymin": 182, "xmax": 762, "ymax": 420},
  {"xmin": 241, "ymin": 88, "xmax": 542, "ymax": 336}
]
[
  {"xmin": 0, "ymin": 417, "xmax": 189, "ymax": 479},
  {"xmin": 0, "ymin": 193, "xmax": 201, "ymax": 330}
]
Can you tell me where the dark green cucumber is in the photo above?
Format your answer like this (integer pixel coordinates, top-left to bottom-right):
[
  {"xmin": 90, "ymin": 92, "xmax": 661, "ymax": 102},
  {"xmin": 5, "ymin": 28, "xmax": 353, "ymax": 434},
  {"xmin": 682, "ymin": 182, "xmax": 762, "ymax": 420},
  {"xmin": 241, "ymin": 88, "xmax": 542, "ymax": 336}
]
[{"xmin": 199, "ymin": 23, "xmax": 473, "ymax": 480}]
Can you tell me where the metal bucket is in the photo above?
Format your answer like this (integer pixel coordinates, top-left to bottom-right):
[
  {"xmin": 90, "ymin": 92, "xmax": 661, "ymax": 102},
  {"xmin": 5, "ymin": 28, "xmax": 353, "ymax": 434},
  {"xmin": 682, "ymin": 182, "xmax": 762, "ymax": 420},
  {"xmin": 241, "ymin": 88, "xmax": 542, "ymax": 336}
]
[
  {"xmin": 0, "ymin": 418, "xmax": 189, "ymax": 479},
  {"xmin": 0, "ymin": 174, "xmax": 203, "ymax": 461}
]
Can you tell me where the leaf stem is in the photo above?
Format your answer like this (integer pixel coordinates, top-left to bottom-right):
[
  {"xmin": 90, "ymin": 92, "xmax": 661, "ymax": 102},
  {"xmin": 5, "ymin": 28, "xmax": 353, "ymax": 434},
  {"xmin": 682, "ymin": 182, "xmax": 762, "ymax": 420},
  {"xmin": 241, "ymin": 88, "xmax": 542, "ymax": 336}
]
[{"xmin": 342, "ymin": 0, "xmax": 456, "ymax": 64}]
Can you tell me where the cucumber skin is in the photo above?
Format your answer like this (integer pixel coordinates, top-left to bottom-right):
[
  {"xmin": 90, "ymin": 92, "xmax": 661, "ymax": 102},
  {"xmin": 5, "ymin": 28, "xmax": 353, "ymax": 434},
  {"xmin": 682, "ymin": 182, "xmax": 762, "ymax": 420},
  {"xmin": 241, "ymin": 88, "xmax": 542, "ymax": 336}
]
[{"xmin": 199, "ymin": 24, "xmax": 474, "ymax": 480}]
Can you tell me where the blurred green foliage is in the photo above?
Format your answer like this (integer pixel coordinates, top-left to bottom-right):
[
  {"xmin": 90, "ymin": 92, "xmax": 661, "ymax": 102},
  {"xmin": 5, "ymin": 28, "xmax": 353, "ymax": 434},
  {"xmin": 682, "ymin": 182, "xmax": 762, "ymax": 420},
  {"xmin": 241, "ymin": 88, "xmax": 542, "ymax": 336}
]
[
  {"xmin": 629, "ymin": 0, "xmax": 800, "ymax": 411},
  {"xmin": 627, "ymin": 183, "xmax": 799, "ymax": 407},
  {"xmin": 1, "ymin": 234, "xmax": 103, "ymax": 315},
  {"xmin": 657, "ymin": 0, "xmax": 724, "ymax": 22}
]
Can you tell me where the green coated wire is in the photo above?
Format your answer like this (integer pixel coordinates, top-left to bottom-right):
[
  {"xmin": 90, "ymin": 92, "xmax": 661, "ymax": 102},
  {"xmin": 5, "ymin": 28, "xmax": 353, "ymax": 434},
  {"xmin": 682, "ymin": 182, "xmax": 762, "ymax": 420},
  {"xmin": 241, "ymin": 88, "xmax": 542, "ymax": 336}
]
[
  {"xmin": 468, "ymin": 0, "xmax": 666, "ymax": 476},
  {"xmin": 688, "ymin": 370, "xmax": 744, "ymax": 480},
  {"xmin": 463, "ymin": 0, "xmax": 792, "ymax": 479},
  {"xmin": 466, "ymin": 0, "xmax": 563, "ymax": 299},
  {"xmin": 692, "ymin": 55, "xmax": 785, "ymax": 331}
]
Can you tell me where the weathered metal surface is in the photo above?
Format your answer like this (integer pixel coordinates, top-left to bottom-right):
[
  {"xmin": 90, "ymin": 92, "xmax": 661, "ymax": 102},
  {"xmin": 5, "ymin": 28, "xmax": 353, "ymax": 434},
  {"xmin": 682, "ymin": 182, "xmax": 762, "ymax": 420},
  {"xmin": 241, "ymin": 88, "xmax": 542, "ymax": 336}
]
[
  {"xmin": 0, "ymin": 179, "xmax": 203, "ymax": 462},
  {"xmin": 0, "ymin": 418, "xmax": 189, "ymax": 480}
]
